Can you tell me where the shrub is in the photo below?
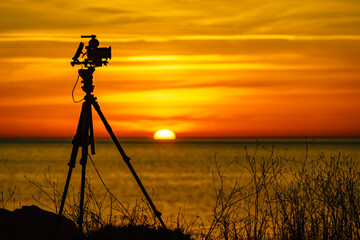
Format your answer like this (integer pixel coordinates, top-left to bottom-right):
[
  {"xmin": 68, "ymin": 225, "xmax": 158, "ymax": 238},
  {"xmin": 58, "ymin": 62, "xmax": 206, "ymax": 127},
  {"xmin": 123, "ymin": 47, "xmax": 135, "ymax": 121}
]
[{"xmin": 199, "ymin": 143, "xmax": 360, "ymax": 240}]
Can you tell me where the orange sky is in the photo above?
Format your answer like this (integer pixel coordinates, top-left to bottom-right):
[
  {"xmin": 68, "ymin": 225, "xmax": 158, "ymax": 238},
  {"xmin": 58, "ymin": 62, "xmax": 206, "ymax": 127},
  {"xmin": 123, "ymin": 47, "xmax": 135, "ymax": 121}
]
[{"xmin": 0, "ymin": 0, "xmax": 360, "ymax": 138}]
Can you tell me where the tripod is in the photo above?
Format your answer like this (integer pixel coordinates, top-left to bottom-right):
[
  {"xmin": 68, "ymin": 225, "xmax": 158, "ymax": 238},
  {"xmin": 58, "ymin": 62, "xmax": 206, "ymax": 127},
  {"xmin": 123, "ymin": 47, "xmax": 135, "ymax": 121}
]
[{"xmin": 55, "ymin": 67, "xmax": 170, "ymax": 237}]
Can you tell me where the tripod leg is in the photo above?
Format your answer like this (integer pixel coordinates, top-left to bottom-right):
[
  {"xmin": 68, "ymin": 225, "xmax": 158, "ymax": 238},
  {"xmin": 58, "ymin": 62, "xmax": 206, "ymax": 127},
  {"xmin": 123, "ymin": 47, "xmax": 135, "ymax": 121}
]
[
  {"xmin": 78, "ymin": 100, "xmax": 91, "ymax": 229},
  {"xmin": 91, "ymin": 101, "xmax": 171, "ymax": 238},
  {"xmin": 89, "ymin": 106, "xmax": 95, "ymax": 155},
  {"xmin": 55, "ymin": 102, "xmax": 85, "ymax": 239}
]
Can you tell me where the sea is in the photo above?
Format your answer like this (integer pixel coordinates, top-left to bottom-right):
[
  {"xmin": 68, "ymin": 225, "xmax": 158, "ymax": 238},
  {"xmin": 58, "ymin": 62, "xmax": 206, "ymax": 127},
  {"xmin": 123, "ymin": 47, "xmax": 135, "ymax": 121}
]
[{"xmin": 0, "ymin": 137, "xmax": 359, "ymax": 225}]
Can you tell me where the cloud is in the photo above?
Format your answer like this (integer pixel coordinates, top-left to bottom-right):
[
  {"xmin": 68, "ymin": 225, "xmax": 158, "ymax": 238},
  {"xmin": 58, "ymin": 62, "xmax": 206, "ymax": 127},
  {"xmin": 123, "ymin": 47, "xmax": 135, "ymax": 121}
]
[
  {"xmin": 83, "ymin": 7, "xmax": 132, "ymax": 14},
  {"xmin": 1, "ymin": 0, "xmax": 359, "ymax": 36}
]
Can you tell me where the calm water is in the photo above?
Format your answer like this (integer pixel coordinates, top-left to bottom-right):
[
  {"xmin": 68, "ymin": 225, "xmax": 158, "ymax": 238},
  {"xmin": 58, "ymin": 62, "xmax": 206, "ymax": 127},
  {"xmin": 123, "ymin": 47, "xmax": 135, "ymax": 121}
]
[{"xmin": 0, "ymin": 138, "xmax": 359, "ymax": 223}]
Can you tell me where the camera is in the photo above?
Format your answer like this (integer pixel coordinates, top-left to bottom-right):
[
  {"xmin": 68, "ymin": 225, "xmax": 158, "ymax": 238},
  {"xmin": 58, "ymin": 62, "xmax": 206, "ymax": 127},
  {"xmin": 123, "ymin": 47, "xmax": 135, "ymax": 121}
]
[{"xmin": 71, "ymin": 35, "xmax": 111, "ymax": 67}]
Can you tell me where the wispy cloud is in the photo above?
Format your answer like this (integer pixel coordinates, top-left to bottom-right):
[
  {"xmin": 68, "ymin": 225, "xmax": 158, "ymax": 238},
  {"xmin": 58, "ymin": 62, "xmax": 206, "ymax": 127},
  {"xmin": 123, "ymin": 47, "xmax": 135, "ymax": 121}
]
[
  {"xmin": 1, "ymin": 0, "xmax": 359, "ymax": 35},
  {"xmin": 2, "ymin": 33, "xmax": 360, "ymax": 43}
]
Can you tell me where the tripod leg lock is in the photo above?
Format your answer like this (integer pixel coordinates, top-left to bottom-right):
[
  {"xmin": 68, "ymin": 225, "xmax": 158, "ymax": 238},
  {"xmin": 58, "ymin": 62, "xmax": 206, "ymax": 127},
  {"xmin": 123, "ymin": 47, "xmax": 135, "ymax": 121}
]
[
  {"xmin": 124, "ymin": 156, "xmax": 131, "ymax": 163},
  {"xmin": 154, "ymin": 210, "xmax": 162, "ymax": 218},
  {"xmin": 80, "ymin": 157, "xmax": 87, "ymax": 165},
  {"xmin": 72, "ymin": 134, "xmax": 82, "ymax": 147},
  {"xmin": 67, "ymin": 162, "xmax": 76, "ymax": 168}
]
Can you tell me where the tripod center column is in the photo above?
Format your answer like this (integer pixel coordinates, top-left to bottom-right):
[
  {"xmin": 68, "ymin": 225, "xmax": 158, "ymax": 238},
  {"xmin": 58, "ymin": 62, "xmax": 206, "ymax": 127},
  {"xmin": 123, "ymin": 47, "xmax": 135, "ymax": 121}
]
[{"xmin": 79, "ymin": 67, "xmax": 95, "ymax": 94}]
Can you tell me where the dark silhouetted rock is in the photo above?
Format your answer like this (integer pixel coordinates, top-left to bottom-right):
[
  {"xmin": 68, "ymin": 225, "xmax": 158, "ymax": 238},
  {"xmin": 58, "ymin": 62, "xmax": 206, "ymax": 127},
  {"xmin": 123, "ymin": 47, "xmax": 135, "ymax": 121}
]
[{"xmin": 0, "ymin": 205, "xmax": 80, "ymax": 240}]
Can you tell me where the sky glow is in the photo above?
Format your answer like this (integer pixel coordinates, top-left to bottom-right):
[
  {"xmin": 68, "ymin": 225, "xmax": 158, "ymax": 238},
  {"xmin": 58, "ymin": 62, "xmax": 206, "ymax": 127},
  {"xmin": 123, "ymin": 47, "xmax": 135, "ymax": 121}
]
[{"xmin": 0, "ymin": 0, "xmax": 360, "ymax": 137}]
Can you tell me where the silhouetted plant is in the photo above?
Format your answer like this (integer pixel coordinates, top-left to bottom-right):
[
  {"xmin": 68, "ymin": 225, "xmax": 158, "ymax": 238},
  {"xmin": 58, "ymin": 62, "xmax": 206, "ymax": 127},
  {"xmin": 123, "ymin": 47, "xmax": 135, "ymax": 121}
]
[
  {"xmin": 198, "ymin": 143, "xmax": 360, "ymax": 240},
  {"xmin": 25, "ymin": 167, "xmax": 165, "ymax": 233},
  {"xmin": 25, "ymin": 165, "xmax": 193, "ymax": 240},
  {"xmin": 0, "ymin": 187, "xmax": 16, "ymax": 209}
]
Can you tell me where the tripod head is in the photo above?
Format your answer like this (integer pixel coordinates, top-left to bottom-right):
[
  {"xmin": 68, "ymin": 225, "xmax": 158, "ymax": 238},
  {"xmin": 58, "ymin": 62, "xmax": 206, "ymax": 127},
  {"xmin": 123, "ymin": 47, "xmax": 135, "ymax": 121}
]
[
  {"xmin": 71, "ymin": 35, "xmax": 111, "ymax": 94},
  {"xmin": 71, "ymin": 35, "xmax": 111, "ymax": 68}
]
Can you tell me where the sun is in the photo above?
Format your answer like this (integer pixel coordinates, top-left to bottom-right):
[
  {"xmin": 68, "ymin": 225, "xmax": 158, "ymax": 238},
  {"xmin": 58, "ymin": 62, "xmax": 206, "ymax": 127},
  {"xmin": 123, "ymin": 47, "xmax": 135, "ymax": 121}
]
[{"xmin": 153, "ymin": 129, "xmax": 176, "ymax": 140}]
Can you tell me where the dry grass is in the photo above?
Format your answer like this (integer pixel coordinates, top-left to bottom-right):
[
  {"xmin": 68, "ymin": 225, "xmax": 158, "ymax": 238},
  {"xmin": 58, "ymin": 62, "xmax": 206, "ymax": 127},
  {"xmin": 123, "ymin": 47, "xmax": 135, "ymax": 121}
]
[{"xmin": 196, "ymin": 143, "xmax": 360, "ymax": 240}]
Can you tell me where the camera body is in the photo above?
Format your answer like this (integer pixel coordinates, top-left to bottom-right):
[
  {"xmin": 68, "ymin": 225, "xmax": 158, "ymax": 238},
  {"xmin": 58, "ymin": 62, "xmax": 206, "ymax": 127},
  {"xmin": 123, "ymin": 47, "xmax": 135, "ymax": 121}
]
[{"xmin": 71, "ymin": 35, "xmax": 111, "ymax": 67}]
